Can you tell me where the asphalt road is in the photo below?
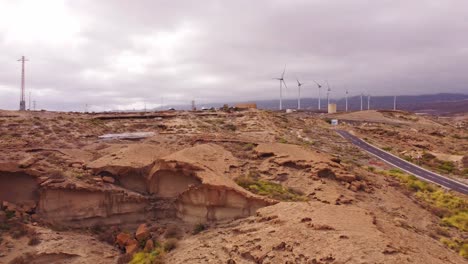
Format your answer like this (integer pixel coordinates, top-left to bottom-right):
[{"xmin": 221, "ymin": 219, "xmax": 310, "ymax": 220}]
[{"xmin": 336, "ymin": 130, "xmax": 468, "ymax": 195}]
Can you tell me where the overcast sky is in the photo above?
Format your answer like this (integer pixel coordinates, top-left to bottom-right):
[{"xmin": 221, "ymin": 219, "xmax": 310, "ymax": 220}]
[{"xmin": 1, "ymin": 0, "xmax": 467, "ymax": 111}]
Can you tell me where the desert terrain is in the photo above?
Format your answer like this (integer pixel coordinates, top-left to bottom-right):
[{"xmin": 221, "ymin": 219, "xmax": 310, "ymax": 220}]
[{"xmin": 0, "ymin": 108, "xmax": 466, "ymax": 264}]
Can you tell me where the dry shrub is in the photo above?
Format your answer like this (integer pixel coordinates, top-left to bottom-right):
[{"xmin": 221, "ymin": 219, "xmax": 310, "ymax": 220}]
[
  {"xmin": 163, "ymin": 238, "xmax": 178, "ymax": 252},
  {"xmin": 164, "ymin": 225, "xmax": 181, "ymax": 239},
  {"xmin": 28, "ymin": 235, "xmax": 41, "ymax": 246},
  {"xmin": 116, "ymin": 254, "xmax": 132, "ymax": 264},
  {"xmin": 9, "ymin": 253, "xmax": 34, "ymax": 264}
]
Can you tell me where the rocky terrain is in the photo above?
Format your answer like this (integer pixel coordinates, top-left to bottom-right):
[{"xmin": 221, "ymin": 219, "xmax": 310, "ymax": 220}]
[{"xmin": 0, "ymin": 109, "xmax": 466, "ymax": 263}]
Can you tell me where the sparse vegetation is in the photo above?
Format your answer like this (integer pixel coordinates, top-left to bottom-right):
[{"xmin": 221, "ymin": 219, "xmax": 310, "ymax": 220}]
[
  {"xmin": 130, "ymin": 248, "xmax": 164, "ymax": 264},
  {"xmin": 235, "ymin": 172, "xmax": 307, "ymax": 202},
  {"xmin": 243, "ymin": 143, "xmax": 255, "ymax": 151},
  {"xmin": 164, "ymin": 225, "xmax": 181, "ymax": 239},
  {"xmin": 193, "ymin": 223, "xmax": 206, "ymax": 235},
  {"xmin": 382, "ymin": 146, "xmax": 392, "ymax": 151},
  {"xmin": 163, "ymin": 238, "xmax": 178, "ymax": 252},
  {"xmin": 441, "ymin": 238, "xmax": 468, "ymax": 258}
]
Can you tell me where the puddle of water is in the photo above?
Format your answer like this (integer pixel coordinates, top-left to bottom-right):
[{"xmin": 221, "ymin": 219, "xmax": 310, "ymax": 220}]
[{"xmin": 98, "ymin": 132, "xmax": 155, "ymax": 140}]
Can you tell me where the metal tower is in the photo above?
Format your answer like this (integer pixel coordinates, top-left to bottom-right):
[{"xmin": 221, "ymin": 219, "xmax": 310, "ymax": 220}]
[{"xmin": 18, "ymin": 56, "xmax": 28, "ymax": 111}]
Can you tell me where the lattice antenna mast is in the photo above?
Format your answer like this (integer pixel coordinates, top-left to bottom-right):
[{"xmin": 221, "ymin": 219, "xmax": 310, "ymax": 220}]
[{"xmin": 17, "ymin": 56, "xmax": 29, "ymax": 111}]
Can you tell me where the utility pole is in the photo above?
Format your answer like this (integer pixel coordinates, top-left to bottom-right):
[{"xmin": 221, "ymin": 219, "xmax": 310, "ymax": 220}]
[
  {"xmin": 17, "ymin": 56, "xmax": 28, "ymax": 111},
  {"xmin": 367, "ymin": 94, "xmax": 371, "ymax": 110},
  {"xmin": 345, "ymin": 89, "xmax": 349, "ymax": 112},
  {"xmin": 393, "ymin": 95, "xmax": 396, "ymax": 110},
  {"xmin": 360, "ymin": 93, "xmax": 363, "ymax": 111}
]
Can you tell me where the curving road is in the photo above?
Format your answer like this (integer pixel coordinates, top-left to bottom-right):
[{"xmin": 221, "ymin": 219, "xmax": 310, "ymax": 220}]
[{"xmin": 336, "ymin": 130, "xmax": 468, "ymax": 195}]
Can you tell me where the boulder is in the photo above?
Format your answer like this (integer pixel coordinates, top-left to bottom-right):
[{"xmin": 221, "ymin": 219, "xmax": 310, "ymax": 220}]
[
  {"xmin": 144, "ymin": 239, "xmax": 154, "ymax": 252},
  {"xmin": 0, "ymin": 211, "xmax": 6, "ymax": 222},
  {"xmin": 135, "ymin": 223, "xmax": 150, "ymax": 242},
  {"xmin": 116, "ymin": 232, "xmax": 132, "ymax": 247},
  {"xmin": 336, "ymin": 174, "xmax": 356, "ymax": 183},
  {"xmin": 102, "ymin": 176, "xmax": 115, "ymax": 184},
  {"xmin": 125, "ymin": 243, "xmax": 139, "ymax": 255}
]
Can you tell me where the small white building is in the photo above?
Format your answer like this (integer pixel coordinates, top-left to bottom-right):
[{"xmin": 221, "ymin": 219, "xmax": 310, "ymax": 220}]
[{"xmin": 328, "ymin": 103, "xmax": 337, "ymax": 114}]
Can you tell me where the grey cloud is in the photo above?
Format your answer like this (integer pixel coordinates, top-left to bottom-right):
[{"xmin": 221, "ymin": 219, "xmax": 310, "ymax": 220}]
[{"xmin": 0, "ymin": 0, "xmax": 467, "ymax": 111}]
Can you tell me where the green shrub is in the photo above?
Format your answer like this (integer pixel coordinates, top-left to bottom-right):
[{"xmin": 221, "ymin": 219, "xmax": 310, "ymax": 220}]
[
  {"xmin": 193, "ymin": 223, "xmax": 206, "ymax": 235},
  {"xmin": 383, "ymin": 169, "xmax": 468, "ymax": 233},
  {"xmin": 442, "ymin": 211, "xmax": 468, "ymax": 231},
  {"xmin": 382, "ymin": 146, "xmax": 392, "ymax": 151},
  {"xmin": 130, "ymin": 249, "xmax": 164, "ymax": 264},
  {"xmin": 235, "ymin": 174, "xmax": 307, "ymax": 202},
  {"xmin": 438, "ymin": 161, "xmax": 455, "ymax": 173},
  {"xmin": 441, "ymin": 238, "xmax": 468, "ymax": 259},
  {"xmin": 243, "ymin": 143, "xmax": 255, "ymax": 151}
]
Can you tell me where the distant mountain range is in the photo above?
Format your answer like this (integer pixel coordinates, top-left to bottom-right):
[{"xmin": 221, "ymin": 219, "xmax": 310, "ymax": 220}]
[{"xmin": 169, "ymin": 93, "xmax": 468, "ymax": 115}]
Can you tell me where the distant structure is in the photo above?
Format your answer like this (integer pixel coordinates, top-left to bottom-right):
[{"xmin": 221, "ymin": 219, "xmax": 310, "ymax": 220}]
[
  {"xmin": 273, "ymin": 65, "xmax": 287, "ymax": 110},
  {"xmin": 326, "ymin": 80, "xmax": 331, "ymax": 106},
  {"xmin": 296, "ymin": 78, "xmax": 304, "ymax": 110},
  {"xmin": 345, "ymin": 89, "xmax": 349, "ymax": 112},
  {"xmin": 360, "ymin": 93, "xmax": 364, "ymax": 111},
  {"xmin": 235, "ymin": 103, "xmax": 257, "ymax": 109},
  {"xmin": 28, "ymin": 91, "xmax": 31, "ymax": 110},
  {"xmin": 393, "ymin": 95, "xmax": 397, "ymax": 110},
  {"xmin": 328, "ymin": 103, "xmax": 337, "ymax": 113},
  {"xmin": 33, "ymin": 100, "xmax": 36, "ymax": 111},
  {"xmin": 313, "ymin": 80, "xmax": 322, "ymax": 110},
  {"xmin": 367, "ymin": 94, "xmax": 371, "ymax": 110},
  {"xmin": 17, "ymin": 56, "xmax": 28, "ymax": 111},
  {"xmin": 191, "ymin": 100, "xmax": 196, "ymax": 111}
]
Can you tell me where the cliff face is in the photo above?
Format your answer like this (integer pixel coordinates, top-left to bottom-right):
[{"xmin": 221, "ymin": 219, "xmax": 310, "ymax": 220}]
[
  {"xmin": 37, "ymin": 188, "xmax": 149, "ymax": 227},
  {"xmin": 0, "ymin": 144, "xmax": 275, "ymax": 227},
  {"xmin": 147, "ymin": 144, "xmax": 276, "ymax": 223}
]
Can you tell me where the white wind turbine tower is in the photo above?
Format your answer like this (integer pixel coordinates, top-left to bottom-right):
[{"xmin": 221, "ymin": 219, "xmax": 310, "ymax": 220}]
[
  {"xmin": 393, "ymin": 95, "xmax": 397, "ymax": 110},
  {"xmin": 345, "ymin": 89, "xmax": 349, "ymax": 112},
  {"xmin": 296, "ymin": 78, "xmax": 304, "ymax": 110},
  {"xmin": 313, "ymin": 80, "xmax": 322, "ymax": 110},
  {"xmin": 367, "ymin": 94, "xmax": 371, "ymax": 110},
  {"xmin": 360, "ymin": 93, "xmax": 363, "ymax": 111},
  {"xmin": 273, "ymin": 65, "xmax": 288, "ymax": 110},
  {"xmin": 326, "ymin": 80, "xmax": 331, "ymax": 106}
]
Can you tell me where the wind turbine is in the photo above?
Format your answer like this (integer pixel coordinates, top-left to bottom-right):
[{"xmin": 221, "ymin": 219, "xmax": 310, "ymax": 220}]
[
  {"xmin": 345, "ymin": 89, "xmax": 349, "ymax": 112},
  {"xmin": 326, "ymin": 80, "xmax": 331, "ymax": 106},
  {"xmin": 273, "ymin": 65, "xmax": 288, "ymax": 110},
  {"xmin": 313, "ymin": 80, "xmax": 322, "ymax": 110},
  {"xmin": 360, "ymin": 93, "xmax": 363, "ymax": 111},
  {"xmin": 393, "ymin": 95, "xmax": 397, "ymax": 110},
  {"xmin": 296, "ymin": 78, "xmax": 304, "ymax": 110},
  {"xmin": 367, "ymin": 94, "xmax": 371, "ymax": 110}
]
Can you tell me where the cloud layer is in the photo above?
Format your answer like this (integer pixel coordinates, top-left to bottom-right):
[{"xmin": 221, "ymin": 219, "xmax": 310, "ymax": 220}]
[{"xmin": 1, "ymin": 0, "xmax": 467, "ymax": 111}]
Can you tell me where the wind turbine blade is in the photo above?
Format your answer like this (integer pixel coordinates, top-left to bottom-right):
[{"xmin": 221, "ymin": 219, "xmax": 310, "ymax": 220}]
[
  {"xmin": 281, "ymin": 64, "xmax": 286, "ymax": 78},
  {"xmin": 282, "ymin": 80, "xmax": 288, "ymax": 90}
]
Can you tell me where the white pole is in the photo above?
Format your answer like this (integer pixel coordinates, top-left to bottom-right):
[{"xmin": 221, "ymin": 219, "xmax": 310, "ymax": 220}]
[
  {"xmin": 298, "ymin": 85, "xmax": 301, "ymax": 110},
  {"xmin": 360, "ymin": 94, "xmax": 363, "ymax": 111},
  {"xmin": 345, "ymin": 90, "xmax": 348, "ymax": 112},
  {"xmin": 318, "ymin": 87, "xmax": 321, "ymax": 110},
  {"xmin": 279, "ymin": 81, "xmax": 283, "ymax": 110},
  {"xmin": 393, "ymin": 95, "xmax": 396, "ymax": 110},
  {"xmin": 367, "ymin": 95, "xmax": 370, "ymax": 110}
]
